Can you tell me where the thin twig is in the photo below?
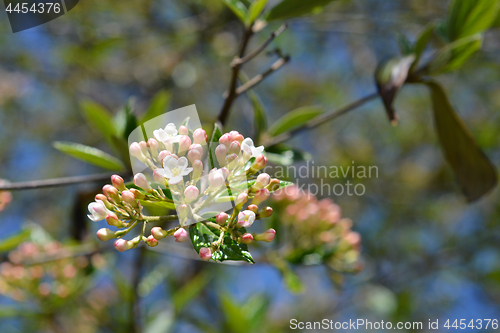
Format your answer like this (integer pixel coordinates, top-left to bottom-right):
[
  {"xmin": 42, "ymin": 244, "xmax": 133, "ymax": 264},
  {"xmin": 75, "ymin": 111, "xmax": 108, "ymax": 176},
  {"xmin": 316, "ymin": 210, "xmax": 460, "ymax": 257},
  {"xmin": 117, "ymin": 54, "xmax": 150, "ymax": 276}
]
[
  {"xmin": 235, "ymin": 56, "xmax": 290, "ymax": 96},
  {"xmin": 0, "ymin": 172, "xmax": 130, "ymax": 191},
  {"xmin": 231, "ymin": 24, "xmax": 288, "ymax": 67},
  {"xmin": 264, "ymin": 92, "xmax": 379, "ymax": 146}
]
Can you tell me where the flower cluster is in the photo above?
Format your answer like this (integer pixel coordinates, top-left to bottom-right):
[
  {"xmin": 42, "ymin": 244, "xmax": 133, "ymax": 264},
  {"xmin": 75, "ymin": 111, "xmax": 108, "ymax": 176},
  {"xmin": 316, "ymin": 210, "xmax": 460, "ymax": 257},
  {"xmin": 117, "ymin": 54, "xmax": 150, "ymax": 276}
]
[
  {"xmin": 89, "ymin": 123, "xmax": 285, "ymax": 262},
  {"xmin": 0, "ymin": 241, "xmax": 93, "ymax": 302},
  {"xmin": 271, "ymin": 185, "xmax": 363, "ymax": 272}
]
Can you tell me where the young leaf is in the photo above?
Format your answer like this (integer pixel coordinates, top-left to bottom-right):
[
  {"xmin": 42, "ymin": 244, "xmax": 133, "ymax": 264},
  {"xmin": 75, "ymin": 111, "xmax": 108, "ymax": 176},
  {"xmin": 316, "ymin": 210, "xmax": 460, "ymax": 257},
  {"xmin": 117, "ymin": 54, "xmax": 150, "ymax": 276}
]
[
  {"xmin": 426, "ymin": 34, "xmax": 482, "ymax": 75},
  {"xmin": 266, "ymin": 0, "xmax": 337, "ymax": 21},
  {"xmin": 221, "ymin": 0, "xmax": 248, "ymax": 23},
  {"xmin": 0, "ymin": 229, "xmax": 31, "ymax": 252},
  {"xmin": 268, "ymin": 106, "xmax": 323, "ymax": 137},
  {"xmin": 410, "ymin": 23, "xmax": 436, "ymax": 73},
  {"xmin": 53, "ymin": 141, "xmax": 125, "ymax": 170},
  {"xmin": 265, "ymin": 144, "xmax": 311, "ymax": 165},
  {"xmin": 189, "ymin": 222, "xmax": 255, "ymax": 263},
  {"xmin": 447, "ymin": 0, "xmax": 499, "ymax": 41},
  {"xmin": 114, "ymin": 99, "xmax": 138, "ymax": 140},
  {"xmin": 396, "ymin": 33, "xmax": 414, "ymax": 56},
  {"xmin": 426, "ymin": 80, "xmax": 497, "ymax": 202},
  {"xmin": 80, "ymin": 100, "xmax": 116, "ymax": 146},
  {"xmin": 247, "ymin": 0, "xmax": 268, "ymax": 24}
]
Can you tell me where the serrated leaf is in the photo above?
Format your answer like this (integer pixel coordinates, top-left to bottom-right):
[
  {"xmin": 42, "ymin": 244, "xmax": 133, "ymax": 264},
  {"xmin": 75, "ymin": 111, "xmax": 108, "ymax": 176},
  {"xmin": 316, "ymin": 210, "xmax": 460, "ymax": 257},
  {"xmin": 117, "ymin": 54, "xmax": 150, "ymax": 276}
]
[
  {"xmin": 268, "ymin": 106, "xmax": 323, "ymax": 137},
  {"xmin": 53, "ymin": 141, "xmax": 125, "ymax": 170},
  {"xmin": 221, "ymin": 0, "xmax": 248, "ymax": 23},
  {"xmin": 247, "ymin": 0, "xmax": 268, "ymax": 24},
  {"xmin": 447, "ymin": 0, "xmax": 499, "ymax": 41},
  {"xmin": 80, "ymin": 100, "xmax": 116, "ymax": 146},
  {"xmin": 427, "ymin": 34, "xmax": 482, "ymax": 75},
  {"xmin": 266, "ymin": 0, "xmax": 337, "ymax": 21},
  {"xmin": 141, "ymin": 90, "xmax": 172, "ymax": 125},
  {"xmin": 189, "ymin": 223, "xmax": 254, "ymax": 263},
  {"xmin": 0, "ymin": 229, "xmax": 31, "ymax": 252},
  {"xmin": 426, "ymin": 80, "xmax": 497, "ymax": 202}
]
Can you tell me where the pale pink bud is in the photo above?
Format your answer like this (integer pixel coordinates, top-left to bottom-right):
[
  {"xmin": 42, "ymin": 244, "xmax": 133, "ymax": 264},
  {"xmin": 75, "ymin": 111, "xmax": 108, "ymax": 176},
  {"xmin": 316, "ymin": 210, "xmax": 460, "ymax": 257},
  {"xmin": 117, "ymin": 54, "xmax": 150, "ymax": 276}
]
[
  {"xmin": 178, "ymin": 204, "xmax": 189, "ymax": 220},
  {"xmin": 139, "ymin": 141, "xmax": 149, "ymax": 156},
  {"xmin": 236, "ymin": 192, "xmax": 248, "ymax": 209},
  {"xmin": 158, "ymin": 150, "xmax": 171, "ymax": 163},
  {"xmin": 129, "ymin": 142, "xmax": 146, "ymax": 162},
  {"xmin": 97, "ymin": 228, "xmax": 116, "ymax": 241},
  {"xmin": 151, "ymin": 227, "xmax": 167, "ymax": 240},
  {"xmin": 241, "ymin": 233, "xmax": 253, "ymax": 244},
  {"xmin": 106, "ymin": 213, "xmax": 122, "ymax": 227},
  {"xmin": 190, "ymin": 143, "xmax": 204, "ymax": 155},
  {"xmin": 228, "ymin": 131, "xmax": 240, "ymax": 141},
  {"xmin": 208, "ymin": 169, "xmax": 226, "ymax": 191},
  {"xmin": 250, "ymin": 155, "xmax": 267, "ymax": 172},
  {"xmin": 254, "ymin": 173, "xmax": 271, "ymax": 189},
  {"xmin": 252, "ymin": 188, "xmax": 270, "ymax": 206},
  {"xmin": 178, "ymin": 135, "xmax": 192, "ymax": 155},
  {"xmin": 121, "ymin": 190, "xmax": 138, "ymax": 207},
  {"xmin": 103, "ymin": 185, "xmax": 121, "ymax": 203},
  {"xmin": 153, "ymin": 169, "xmax": 166, "ymax": 185},
  {"xmin": 134, "ymin": 173, "xmax": 152, "ymax": 191},
  {"xmin": 216, "ymin": 212, "xmax": 229, "ymax": 225},
  {"xmin": 259, "ymin": 207, "xmax": 273, "ymax": 218},
  {"xmin": 148, "ymin": 139, "xmax": 159, "ymax": 158},
  {"xmin": 114, "ymin": 239, "xmax": 133, "ymax": 252},
  {"xmin": 237, "ymin": 210, "xmax": 256, "ymax": 228},
  {"xmin": 246, "ymin": 204, "xmax": 258, "ymax": 213},
  {"xmin": 95, "ymin": 194, "xmax": 112, "ymax": 208},
  {"xmin": 146, "ymin": 235, "xmax": 159, "ymax": 247},
  {"xmin": 111, "ymin": 175, "xmax": 127, "ymax": 191},
  {"xmin": 228, "ymin": 141, "xmax": 241, "ymax": 155},
  {"xmin": 254, "ymin": 229, "xmax": 276, "ymax": 243},
  {"xmin": 179, "ymin": 125, "xmax": 189, "ymax": 135},
  {"xmin": 130, "ymin": 188, "xmax": 146, "ymax": 200},
  {"xmin": 233, "ymin": 133, "xmax": 244, "ymax": 143},
  {"xmin": 192, "ymin": 160, "xmax": 203, "ymax": 180},
  {"xmin": 225, "ymin": 153, "xmax": 239, "ymax": 169},
  {"xmin": 188, "ymin": 149, "xmax": 202, "ymax": 164},
  {"xmin": 184, "ymin": 185, "xmax": 199, "ymax": 203},
  {"xmin": 174, "ymin": 228, "xmax": 189, "ymax": 243},
  {"xmin": 199, "ymin": 247, "xmax": 212, "ymax": 261},
  {"xmin": 193, "ymin": 128, "xmax": 207, "ymax": 145},
  {"xmin": 219, "ymin": 133, "xmax": 232, "ymax": 147},
  {"xmin": 215, "ymin": 144, "xmax": 227, "ymax": 166}
]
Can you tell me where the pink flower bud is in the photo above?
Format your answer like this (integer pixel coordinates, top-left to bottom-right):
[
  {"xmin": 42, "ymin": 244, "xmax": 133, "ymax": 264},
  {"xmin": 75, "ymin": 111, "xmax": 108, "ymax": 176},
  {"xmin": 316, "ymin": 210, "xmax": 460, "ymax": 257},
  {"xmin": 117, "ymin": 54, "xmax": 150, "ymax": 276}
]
[
  {"xmin": 208, "ymin": 169, "xmax": 226, "ymax": 191},
  {"xmin": 130, "ymin": 188, "xmax": 146, "ymax": 200},
  {"xmin": 153, "ymin": 169, "xmax": 166, "ymax": 185},
  {"xmin": 199, "ymin": 247, "xmax": 212, "ymax": 261},
  {"xmin": 228, "ymin": 141, "xmax": 241, "ymax": 155},
  {"xmin": 259, "ymin": 207, "xmax": 273, "ymax": 218},
  {"xmin": 190, "ymin": 143, "xmax": 204, "ymax": 155},
  {"xmin": 178, "ymin": 204, "xmax": 189, "ymax": 220},
  {"xmin": 246, "ymin": 204, "xmax": 258, "ymax": 213},
  {"xmin": 174, "ymin": 228, "xmax": 189, "ymax": 243},
  {"xmin": 187, "ymin": 149, "xmax": 202, "ymax": 164},
  {"xmin": 254, "ymin": 173, "xmax": 271, "ymax": 189},
  {"xmin": 252, "ymin": 188, "xmax": 270, "ymax": 206},
  {"xmin": 129, "ymin": 142, "xmax": 146, "ymax": 162},
  {"xmin": 146, "ymin": 235, "xmax": 159, "ymax": 247},
  {"xmin": 254, "ymin": 229, "xmax": 276, "ymax": 243},
  {"xmin": 139, "ymin": 141, "xmax": 149, "ymax": 156},
  {"xmin": 215, "ymin": 144, "xmax": 227, "ymax": 166},
  {"xmin": 233, "ymin": 133, "xmax": 244, "ymax": 143},
  {"xmin": 95, "ymin": 194, "xmax": 113, "ymax": 209},
  {"xmin": 148, "ymin": 139, "xmax": 159, "ymax": 158},
  {"xmin": 266, "ymin": 178, "xmax": 281, "ymax": 192},
  {"xmin": 193, "ymin": 160, "xmax": 203, "ymax": 180},
  {"xmin": 114, "ymin": 239, "xmax": 133, "ymax": 252},
  {"xmin": 216, "ymin": 212, "xmax": 229, "ymax": 225},
  {"xmin": 121, "ymin": 190, "xmax": 138, "ymax": 207},
  {"xmin": 178, "ymin": 135, "xmax": 192, "ymax": 155},
  {"xmin": 96, "ymin": 228, "xmax": 116, "ymax": 241},
  {"xmin": 193, "ymin": 128, "xmax": 207, "ymax": 145},
  {"xmin": 184, "ymin": 185, "xmax": 199, "ymax": 203},
  {"xmin": 158, "ymin": 150, "xmax": 171, "ymax": 163},
  {"xmin": 228, "ymin": 131, "xmax": 240, "ymax": 141},
  {"xmin": 134, "ymin": 173, "xmax": 152, "ymax": 191},
  {"xmin": 236, "ymin": 192, "xmax": 248, "ymax": 209},
  {"xmin": 179, "ymin": 125, "xmax": 189, "ymax": 135},
  {"xmin": 106, "ymin": 213, "xmax": 122, "ymax": 227},
  {"xmin": 103, "ymin": 185, "xmax": 121, "ymax": 203},
  {"xmin": 111, "ymin": 175, "xmax": 127, "ymax": 191},
  {"xmin": 88, "ymin": 200, "xmax": 110, "ymax": 222},
  {"xmin": 225, "ymin": 153, "xmax": 239, "ymax": 169},
  {"xmin": 237, "ymin": 210, "xmax": 256, "ymax": 228},
  {"xmin": 241, "ymin": 233, "xmax": 253, "ymax": 244},
  {"xmin": 151, "ymin": 227, "xmax": 167, "ymax": 240},
  {"xmin": 250, "ymin": 155, "xmax": 267, "ymax": 172},
  {"xmin": 219, "ymin": 133, "xmax": 232, "ymax": 147}
]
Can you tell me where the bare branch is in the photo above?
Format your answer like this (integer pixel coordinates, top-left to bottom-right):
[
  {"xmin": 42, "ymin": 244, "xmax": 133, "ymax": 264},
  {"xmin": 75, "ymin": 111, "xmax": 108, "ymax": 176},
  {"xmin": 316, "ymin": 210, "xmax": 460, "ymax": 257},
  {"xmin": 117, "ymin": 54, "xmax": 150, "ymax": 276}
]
[{"xmin": 235, "ymin": 56, "xmax": 290, "ymax": 96}]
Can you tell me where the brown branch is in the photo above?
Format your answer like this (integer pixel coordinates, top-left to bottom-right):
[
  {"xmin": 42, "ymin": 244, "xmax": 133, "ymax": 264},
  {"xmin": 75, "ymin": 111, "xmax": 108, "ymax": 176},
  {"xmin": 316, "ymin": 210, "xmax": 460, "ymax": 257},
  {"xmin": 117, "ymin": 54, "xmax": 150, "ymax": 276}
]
[
  {"xmin": 235, "ymin": 55, "xmax": 290, "ymax": 96},
  {"xmin": 264, "ymin": 92, "xmax": 379, "ymax": 146}
]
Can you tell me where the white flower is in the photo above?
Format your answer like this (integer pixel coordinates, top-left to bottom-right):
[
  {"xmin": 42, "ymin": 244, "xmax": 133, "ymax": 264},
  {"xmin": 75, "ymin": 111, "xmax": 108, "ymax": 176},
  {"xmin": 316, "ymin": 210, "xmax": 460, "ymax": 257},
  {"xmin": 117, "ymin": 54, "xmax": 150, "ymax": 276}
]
[
  {"xmin": 241, "ymin": 138, "xmax": 264, "ymax": 157},
  {"xmin": 153, "ymin": 123, "xmax": 181, "ymax": 149},
  {"xmin": 155, "ymin": 156, "xmax": 193, "ymax": 185},
  {"xmin": 237, "ymin": 210, "xmax": 256, "ymax": 228},
  {"xmin": 87, "ymin": 200, "xmax": 110, "ymax": 222}
]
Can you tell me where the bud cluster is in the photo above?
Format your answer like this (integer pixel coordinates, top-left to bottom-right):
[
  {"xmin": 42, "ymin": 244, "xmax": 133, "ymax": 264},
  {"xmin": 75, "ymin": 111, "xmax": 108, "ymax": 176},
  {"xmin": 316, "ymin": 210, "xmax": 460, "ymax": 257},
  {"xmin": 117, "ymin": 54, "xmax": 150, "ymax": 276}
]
[{"xmin": 272, "ymin": 185, "xmax": 363, "ymax": 272}]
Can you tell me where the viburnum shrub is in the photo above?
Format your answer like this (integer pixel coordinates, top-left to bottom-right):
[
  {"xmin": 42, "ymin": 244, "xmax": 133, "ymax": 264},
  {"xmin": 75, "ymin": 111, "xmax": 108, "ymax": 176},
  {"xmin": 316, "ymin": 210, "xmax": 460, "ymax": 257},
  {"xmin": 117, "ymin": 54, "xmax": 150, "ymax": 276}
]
[{"xmin": 88, "ymin": 122, "xmax": 292, "ymax": 263}]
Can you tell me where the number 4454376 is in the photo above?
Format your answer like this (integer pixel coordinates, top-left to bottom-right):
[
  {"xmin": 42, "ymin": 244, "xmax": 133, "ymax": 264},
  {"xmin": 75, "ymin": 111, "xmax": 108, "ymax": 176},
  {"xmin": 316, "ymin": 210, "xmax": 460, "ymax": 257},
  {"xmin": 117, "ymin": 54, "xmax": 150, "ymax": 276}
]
[
  {"xmin": 444, "ymin": 319, "xmax": 499, "ymax": 330},
  {"xmin": 5, "ymin": 2, "xmax": 61, "ymax": 14}
]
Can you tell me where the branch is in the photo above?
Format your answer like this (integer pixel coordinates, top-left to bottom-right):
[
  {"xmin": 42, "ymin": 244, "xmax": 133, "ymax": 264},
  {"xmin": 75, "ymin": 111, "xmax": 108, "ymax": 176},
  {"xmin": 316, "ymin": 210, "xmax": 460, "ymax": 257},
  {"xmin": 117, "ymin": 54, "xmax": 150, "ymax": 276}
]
[
  {"xmin": 235, "ymin": 56, "xmax": 290, "ymax": 96},
  {"xmin": 264, "ymin": 92, "xmax": 379, "ymax": 146},
  {"xmin": 0, "ymin": 172, "xmax": 130, "ymax": 191}
]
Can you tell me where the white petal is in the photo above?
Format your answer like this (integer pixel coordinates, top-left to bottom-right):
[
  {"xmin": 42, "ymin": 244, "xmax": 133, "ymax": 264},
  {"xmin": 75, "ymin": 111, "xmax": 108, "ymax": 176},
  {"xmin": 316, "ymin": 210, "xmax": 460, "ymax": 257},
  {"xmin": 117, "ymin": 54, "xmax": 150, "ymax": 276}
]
[
  {"xmin": 163, "ymin": 156, "xmax": 178, "ymax": 170},
  {"xmin": 177, "ymin": 157, "xmax": 189, "ymax": 169},
  {"xmin": 154, "ymin": 129, "xmax": 168, "ymax": 142},
  {"xmin": 180, "ymin": 167, "xmax": 193, "ymax": 176},
  {"xmin": 169, "ymin": 175, "xmax": 183, "ymax": 185},
  {"xmin": 155, "ymin": 168, "xmax": 173, "ymax": 179},
  {"xmin": 165, "ymin": 123, "xmax": 178, "ymax": 136},
  {"xmin": 251, "ymin": 146, "xmax": 265, "ymax": 157},
  {"xmin": 87, "ymin": 214, "xmax": 100, "ymax": 222},
  {"xmin": 242, "ymin": 138, "xmax": 254, "ymax": 147}
]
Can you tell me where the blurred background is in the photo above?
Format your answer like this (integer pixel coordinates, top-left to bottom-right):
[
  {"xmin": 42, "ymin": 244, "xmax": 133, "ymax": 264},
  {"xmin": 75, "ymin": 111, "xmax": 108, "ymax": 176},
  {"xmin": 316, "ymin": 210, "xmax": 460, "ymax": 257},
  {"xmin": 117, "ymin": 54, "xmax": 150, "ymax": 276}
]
[{"xmin": 1, "ymin": 0, "xmax": 500, "ymax": 332}]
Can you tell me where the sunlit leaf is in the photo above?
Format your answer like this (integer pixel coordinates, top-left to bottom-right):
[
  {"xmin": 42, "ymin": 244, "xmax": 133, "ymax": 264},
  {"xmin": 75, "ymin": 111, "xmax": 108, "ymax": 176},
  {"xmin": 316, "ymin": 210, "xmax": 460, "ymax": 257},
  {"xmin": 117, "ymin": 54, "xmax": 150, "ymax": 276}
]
[
  {"xmin": 247, "ymin": 0, "xmax": 268, "ymax": 24},
  {"xmin": 268, "ymin": 106, "xmax": 323, "ymax": 137},
  {"xmin": 447, "ymin": 0, "xmax": 499, "ymax": 41},
  {"xmin": 0, "ymin": 229, "xmax": 31, "ymax": 252},
  {"xmin": 221, "ymin": 0, "xmax": 248, "ymax": 23},
  {"xmin": 53, "ymin": 141, "xmax": 125, "ymax": 170},
  {"xmin": 426, "ymin": 34, "xmax": 482, "ymax": 75},
  {"xmin": 266, "ymin": 0, "xmax": 337, "ymax": 21}
]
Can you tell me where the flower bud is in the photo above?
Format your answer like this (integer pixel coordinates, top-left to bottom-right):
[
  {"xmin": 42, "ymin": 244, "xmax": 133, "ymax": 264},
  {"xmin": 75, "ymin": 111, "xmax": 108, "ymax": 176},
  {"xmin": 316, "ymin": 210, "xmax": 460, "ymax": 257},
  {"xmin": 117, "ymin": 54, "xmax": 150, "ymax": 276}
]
[
  {"xmin": 184, "ymin": 185, "xmax": 199, "ymax": 203},
  {"xmin": 146, "ymin": 235, "xmax": 159, "ymax": 247},
  {"xmin": 148, "ymin": 139, "xmax": 159, "ymax": 159},
  {"xmin": 103, "ymin": 185, "xmax": 121, "ymax": 203},
  {"xmin": 158, "ymin": 150, "xmax": 171, "ymax": 163},
  {"xmin": 178, "ymin": 135, "xmax": 192, "ymax": 155},
  {"xmin": 252, "ymin": 188, "xmax": 270, "ymax": 206},
  {"xmin": 250, "ymin": 155, "xmax": 267, "ymax": 173},
  {"xmin": 254, "ymin": 229, "xmax": 276, "ymax": 243},
  {"xmin": 95, "ymin": 194, "xmax": 113, "ymax": 209},
  {"xmin": 121, "ymin": 190, "xmax": 138, "ymax": 207},
  {"xmin": 106, "ymin": 213, "xmax": 122, "ymax": 227},
  {"xmin": 129, "ymin": 142, "xmax": 147, "ymax": 162},
  {"xmin": 114, "ymin": 239, "xmax": 133, "ymax": 252},
  {"xmin": 235, "ymin": 192, "xmax": 248, "ymax": 210},
  {"xmin": 199, "ymin": 247, "xmax": 212, "ymax": 261},
  {"xmin": 233, "ymin": 133, "xmax": 244, "ymax": 143},
  {"xmin": 216, "ymin": 212, "xmax": 229, "ymax": 225},
  {"xmin": 266, "ymin": 178, "xmax": 281, "ymax": 192},
  {"xmin": 237, "ymin": 210, "xmax": 256, "ymax": 228},
  {"xmin": 226, "ymin": 153, "xmax": 239, "ymax": 170},
  {"xmin": 246, "ymin": 204, "xmax": 258, "ymax": 213},
  {"xmin": 228, "ymin": 141, "xmax": 241, "ymax": 155},
  {"xmin": 153, "ymin": 169, "xmax": 166, "ymax": 185},
  {"xmin": 215, "ymin": 144, "xmax": 227, "ymax": 166},
  {"xmin": 130, "ymin": 188, "xmax": 146, "ymax": 200},
  {"xmin": 190, "ymin": 143, "xmax": 204, "ymax": 155},
  {"xmin": 88, "ymin": 200, "xmax": 111, "ymax": 222},
  {"xmin": 178, "ymin": 204, "xmax": 189, "ymax": 220},
  {"xmin": 151, "ymin": 227, "xmax": 167, "ymax": 240},
  {"xmin": 97, "ymin": 228, "xmax": 116, "ymax": 241},
  {"xmin": 174, "ymin": 228, "xmax": 189, "ymax": 243},
  {"xmin": 208, "ymin": 169, "xmax": 226, "ymax": 191},
  {"xmin": 134, "ymin": 173, "xmax": 152, "ymax": 191},
  {"xmin": 139, "ymin": 141, "xmax": 149, "ymax": 156},
  {"xmin": 111, "ymin": 175, "xmax": 127, "ymax": 191},
  {"xmin": 259, "ymin": 207, "xmax": 273, "ymax": 218},
  {"xmin": 187, "ymin": 149, "xmax": 202, "ymax": 164},
  {"xmin": 219, "ymin": 133, "xmax": 232, "ymax": 148},
  {"xmin": 192, "ymin": 160, "xmax": 203, "ymax": 180},
  {"xmin": 254, "ymin": 173, "xmax": 271, "ymax": 189},
  {"xmin": 240, "ymin": 233, "xmax": 253, "ymax": 244},
  {"xmin": 193, "ymin": 128, "xmax": 207, "ymax": 145},
  {"xmin": 179, "ymin": 125, "xmax": 189, "ymax": 135}
]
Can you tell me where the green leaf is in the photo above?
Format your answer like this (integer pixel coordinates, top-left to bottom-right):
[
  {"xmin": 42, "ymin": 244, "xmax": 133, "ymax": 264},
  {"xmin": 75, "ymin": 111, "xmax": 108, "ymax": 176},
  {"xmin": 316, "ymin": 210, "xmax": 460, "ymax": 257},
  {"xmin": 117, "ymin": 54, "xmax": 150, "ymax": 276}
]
[
  {"xmin": 271, "ymin": 180, "xmax": 294, "ymax": 192},
  {"xmin": 426, "ymin": 80, "xmax": 497, "ymax": 202},
  {"xmin": 249, "ymin": 89, "xmax": 268, "ymax": 142},
  {"xmin": 53, "ymin": 141, "xmax": 125, "ymax": 170},
  {"xmin": 139, "ymin": 200, "xmax": 176, "ymax": 210},
  {"xmin": 247, "ymin": 0, "xmax": 268, "ymax": 24},
  {"xmin": 427, "ymin": 34, "xmax": 482, "ymax": 75},
  {"xmin": 80, "ymin": 100, "xmax": 116, "ymax": 146},
  {"xmin": 447, "ymin": 0, "xmax": 499, "ymax": 41},
  {"xmin": 265, "ymin": 144, "xmax": 310, "ymax": 165},
  {"xmin": 283, "ymin": 268, "xmax": 304, "ymax": 293},
  {"xmin": 219, "ymin": 293, "xmax": 250, "ymax": 333},
  {"xmin": 410, "ymin": 23, "xmax": 436, "ymax": 73},
  {"xmin": 172, "ymin": 271, "xmax": 212, "ymax": 313},
  {"xmin": 189, "ymin": 223, "xmax": 255, "ymax": 263},
  {"xmin": 266, "ymin": 0, "xmax": 337, "ymax": 21},
  {"xmin": 268, "ymin": 106, "xmax": 324, "ymax": 137},
  {"xmin": 396, "ymin": 33, "xmax": 414, "ymax": 56},
  {"xmin": 221, "ymin": 0, "xmax": 248, "ymax": 23},
  {"xmin": 114, "ymin": 99, "xmax": 138, "ymax": 140},
  {"xmin": 0, "ymin": 229, "xmax": 31, "ymax": 252},
  {"xmin": 141, "ymin": 90, "xmax": 172, "ymax": 125}
]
